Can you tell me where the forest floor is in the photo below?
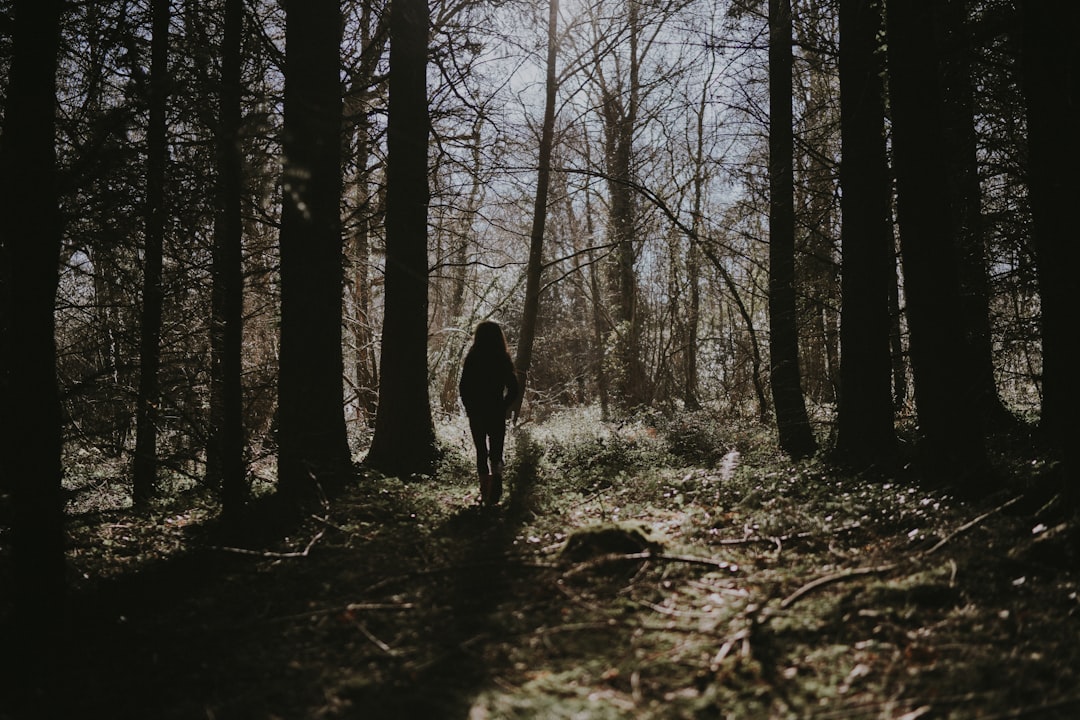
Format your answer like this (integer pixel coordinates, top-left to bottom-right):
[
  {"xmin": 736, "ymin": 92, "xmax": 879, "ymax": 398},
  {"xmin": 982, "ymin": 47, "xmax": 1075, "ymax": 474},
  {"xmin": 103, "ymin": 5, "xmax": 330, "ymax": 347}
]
[{"xmin": 4, "ymin": 408, "xmax": 1080, "ymax": 719}]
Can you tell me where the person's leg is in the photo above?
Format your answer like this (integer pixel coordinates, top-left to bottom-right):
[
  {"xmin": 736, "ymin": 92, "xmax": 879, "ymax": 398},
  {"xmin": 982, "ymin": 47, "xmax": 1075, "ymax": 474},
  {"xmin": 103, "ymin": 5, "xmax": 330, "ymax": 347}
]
[
  {"xmin": 468, "ymin": 415, "xmax": 490, "ymax": 477},
  {"xmin": 489, "ymin": 418, "xmax": 506, "ymax": 477},
  {"xmin": 488, "ymin": 417, "xmax": 506, "ymax": 503}
]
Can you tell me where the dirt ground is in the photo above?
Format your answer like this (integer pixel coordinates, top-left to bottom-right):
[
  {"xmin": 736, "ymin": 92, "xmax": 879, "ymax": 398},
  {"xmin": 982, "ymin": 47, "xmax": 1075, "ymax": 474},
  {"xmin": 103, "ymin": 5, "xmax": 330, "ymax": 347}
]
[{"xmin": 3, "ymin": 414, "xmax": 1079, "ymax": 719}]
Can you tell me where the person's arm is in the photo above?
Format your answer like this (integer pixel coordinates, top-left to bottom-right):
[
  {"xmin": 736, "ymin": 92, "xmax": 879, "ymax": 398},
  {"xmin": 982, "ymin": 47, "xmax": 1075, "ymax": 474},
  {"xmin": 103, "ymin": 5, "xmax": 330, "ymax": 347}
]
[{"xmin": 503, "ymin": 360, "xmax": 520, "ymax": 413}]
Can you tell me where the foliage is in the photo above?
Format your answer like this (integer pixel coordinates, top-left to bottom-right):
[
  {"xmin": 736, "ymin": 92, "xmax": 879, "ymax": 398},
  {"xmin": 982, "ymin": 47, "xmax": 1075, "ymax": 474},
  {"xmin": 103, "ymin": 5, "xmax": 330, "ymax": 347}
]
[{"xmin": 9, "ymin": 410, "xmax": 1077, "ymax": 718}]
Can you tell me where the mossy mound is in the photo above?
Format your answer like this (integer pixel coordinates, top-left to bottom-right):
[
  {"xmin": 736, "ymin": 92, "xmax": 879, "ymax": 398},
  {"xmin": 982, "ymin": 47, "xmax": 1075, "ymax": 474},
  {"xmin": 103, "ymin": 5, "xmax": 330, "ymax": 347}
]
[{"xmin": 560, "ymin": 520, "xmax": 662, "ymax": 562}]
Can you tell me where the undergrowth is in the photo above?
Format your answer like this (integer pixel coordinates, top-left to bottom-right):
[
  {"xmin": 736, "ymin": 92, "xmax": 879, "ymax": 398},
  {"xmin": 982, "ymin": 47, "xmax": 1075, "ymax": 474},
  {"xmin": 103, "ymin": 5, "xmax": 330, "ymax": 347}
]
[{"xmin": 3, "ymin": 406, "xmax": 1078, "ymax": 719}]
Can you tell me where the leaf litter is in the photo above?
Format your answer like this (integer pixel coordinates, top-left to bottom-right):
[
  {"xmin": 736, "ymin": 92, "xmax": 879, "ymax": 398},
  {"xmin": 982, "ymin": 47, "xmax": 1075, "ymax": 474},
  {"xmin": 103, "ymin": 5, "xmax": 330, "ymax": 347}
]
[{"xmin": 6, "ymin": 410, "xmax": 1079, "ymax": 719}]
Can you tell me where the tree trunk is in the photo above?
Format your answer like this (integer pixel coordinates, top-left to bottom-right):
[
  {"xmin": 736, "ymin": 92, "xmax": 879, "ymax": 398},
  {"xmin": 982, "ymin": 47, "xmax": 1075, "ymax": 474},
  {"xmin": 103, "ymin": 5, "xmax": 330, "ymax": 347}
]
[
  {"xmin": 938, "ymin": 0, "xmax": 1017, "ymax": 431},
  {"xmin": 133, "ymin": 0, "xmax": 170, "ymax": 505},
  {"xmin": 887, "ymin": 248, "xmax": 906, "ymax": 408},
  {"xmin": 344, "ymin": 1, "xmax": 386, "ymax": 426},
  {"xmin": 583, "ymin": 177, "xmax": 611, "ymax": 419},
  {"xmin": 885, "ymin": 0, "xmax": 987, "ymax": 483},
  {"xmin": 835, "ymin": 0, "xmax": 896, "ymax": 469},
  {"xmin": 511, "ymin": 0, "xmax": 559, "ymax": 421},
  {"xmin": 277, "ymin": 0, "xmax": 352, "ymax": 505},
  {"xmin": 684, "ymin": 52, "xmax": 714, "ymax": 412},
  {"xmin": 599, "ymin": 0, "xmax": 647, "ymax": 411},
  {"xmin": 210, "ymin": 0, "xmax": 247, "ymax": 519},
  {"xmin": 365, "ymin": 0, "xmax": 438, "ymax": 476},
  {"xmin": 1020, "ymin": 0, "xmax": 1080, "ymax": 494},
  {"xmin": 768, "ymin": 0, "xmax": 817, "ymax": 459},
  {"xmin": 348, "ymin": 143, "xmax": 379, "ymax": 423},
  {"xmin": 0, "ymin": 0, "xmax": 67, "ymax": 680}
]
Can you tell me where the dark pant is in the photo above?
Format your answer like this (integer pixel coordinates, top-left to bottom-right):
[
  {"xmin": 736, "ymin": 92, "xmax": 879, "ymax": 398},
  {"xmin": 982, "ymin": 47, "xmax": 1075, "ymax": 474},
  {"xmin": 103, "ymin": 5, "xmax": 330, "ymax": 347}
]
[{"xmin": 468, "ymin": 412, "xmax": 506, "ymax": 477}]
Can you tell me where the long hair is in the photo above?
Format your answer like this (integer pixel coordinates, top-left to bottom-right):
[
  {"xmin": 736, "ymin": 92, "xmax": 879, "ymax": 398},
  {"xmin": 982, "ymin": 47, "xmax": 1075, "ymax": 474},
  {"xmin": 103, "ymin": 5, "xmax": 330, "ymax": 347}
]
[{"xmin": 468, "ymin": 321, "xmax": 513, "ymax": 365}]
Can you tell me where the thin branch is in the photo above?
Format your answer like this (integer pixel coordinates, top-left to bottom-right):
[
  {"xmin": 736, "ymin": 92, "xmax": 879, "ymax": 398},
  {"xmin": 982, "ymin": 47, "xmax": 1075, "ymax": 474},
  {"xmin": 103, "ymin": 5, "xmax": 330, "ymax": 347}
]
[
  {"xmin": 770, "ymin": 495, "xmax": 1025, "ymax": 613},
  {"xmin": 778, "ymin": 562, "xmax": 897, "ymax": 610},
  {"xmin": 213, "ymin": 529, "xmax": 325, "ymax": 559},
  {"xmin": 920, "ymin": 495, "xmax": 1023, "ymax": 557}
]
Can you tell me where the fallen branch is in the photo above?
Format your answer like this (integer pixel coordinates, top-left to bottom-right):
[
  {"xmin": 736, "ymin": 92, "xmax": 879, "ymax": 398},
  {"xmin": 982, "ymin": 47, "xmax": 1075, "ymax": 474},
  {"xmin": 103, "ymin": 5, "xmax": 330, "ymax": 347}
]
[
  {"xmin": 713, "ymin": 522, "xmax": 863, "ymax": 548},
  {"xmin": 920, "ymin": 494, "xmax": 1023, "ymax": 557},
  {"xmin": 769, "ymin": 495, "xmax": 1024, "ymax": 613},
  {"xmin": 353, "ymin": 620, "xmax": 396, "ymax": 655},
  {"xmin": 652, "ymin": 551, "xmax": 739, "ymax": 572},
  {"xmin": 213, "ymin": 529, "xmax": 325, "ymax": 559},
  {"xmin": 778, "ymin": 562, "xmax": 897, "ymax": 610},
  {"xmin": 563, "ymin": 550, "xmax": 737, "ymax": 577}
]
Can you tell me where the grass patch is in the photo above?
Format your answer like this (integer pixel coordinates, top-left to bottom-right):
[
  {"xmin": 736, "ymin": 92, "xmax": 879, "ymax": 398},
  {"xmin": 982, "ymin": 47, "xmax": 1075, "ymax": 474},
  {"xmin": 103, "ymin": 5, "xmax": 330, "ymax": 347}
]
[{"xmin": 4, "ymin": 406, "xmax": 1078, "ymax": 719}]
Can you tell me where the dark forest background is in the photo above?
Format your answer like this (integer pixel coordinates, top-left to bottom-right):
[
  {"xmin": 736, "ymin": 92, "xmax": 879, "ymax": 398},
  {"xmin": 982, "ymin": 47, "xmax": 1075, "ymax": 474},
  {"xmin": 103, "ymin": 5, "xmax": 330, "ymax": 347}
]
[{"xmin": 1, "ymin": 0, "xmax": 1077, "ymax": 699}]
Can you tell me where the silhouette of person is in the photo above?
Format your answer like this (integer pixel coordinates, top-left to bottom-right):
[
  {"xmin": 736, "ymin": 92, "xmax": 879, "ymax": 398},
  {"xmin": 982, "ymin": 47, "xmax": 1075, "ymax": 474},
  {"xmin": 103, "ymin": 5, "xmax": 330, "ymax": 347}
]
[{"xmin": 459, "ymin": 321, "xmax": 519, "ymax": 505}]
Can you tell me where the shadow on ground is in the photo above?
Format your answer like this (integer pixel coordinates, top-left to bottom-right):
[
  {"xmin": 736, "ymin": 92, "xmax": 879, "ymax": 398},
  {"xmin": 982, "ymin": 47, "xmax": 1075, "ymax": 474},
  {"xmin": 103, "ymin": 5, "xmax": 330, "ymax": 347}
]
[
  {"xmin": 342, "ymin": 430, "xmax": 547, "ymax": 718},
  {"xmin": 1, "ymin": 432, "xmax": 548, "ymax": 720}
]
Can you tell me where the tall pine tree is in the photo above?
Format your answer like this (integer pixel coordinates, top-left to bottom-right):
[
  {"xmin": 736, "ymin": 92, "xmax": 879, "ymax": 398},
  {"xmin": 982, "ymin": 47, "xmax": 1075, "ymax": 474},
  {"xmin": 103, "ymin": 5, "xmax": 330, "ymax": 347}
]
[{"xmin": 366, "ymin": 0, "xmax": 438, "ymax": 476}]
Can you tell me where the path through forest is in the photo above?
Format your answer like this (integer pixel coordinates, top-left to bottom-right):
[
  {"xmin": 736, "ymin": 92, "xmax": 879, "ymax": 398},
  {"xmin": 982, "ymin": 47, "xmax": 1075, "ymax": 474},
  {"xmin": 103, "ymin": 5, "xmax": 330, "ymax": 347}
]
[{"xmin": 6, "ymin": 416, "xmax": 1080, "ymax": 719}]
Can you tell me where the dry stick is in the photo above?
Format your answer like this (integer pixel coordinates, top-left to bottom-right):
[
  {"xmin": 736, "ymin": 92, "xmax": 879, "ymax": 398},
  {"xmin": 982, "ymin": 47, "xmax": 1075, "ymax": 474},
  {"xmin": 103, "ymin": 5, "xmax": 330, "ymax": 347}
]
[
  {"xmin": 213, "ymin": 528, "xmax": 326, "ymax": 559},
  {"xmin": 353, "ymin": 621, "xmax": 396, "ymax": 655},
  {"xmin": 563, "ymin": 550, "xmax": 737, "ymax": 578},
  {"xmin": 920, "ymin": 494, "xmax": 1023, "ymax": 557},
  {"xmin": 778, "ymin": 563, "xmax": 898, "ymax": 610},
  {"xmin": 713, "ymin": 522, "xmax": 864, "ymax": 548},
  {"xmin": 771, "ymin": 494, "xmax": 1024, "ymax": 614}
]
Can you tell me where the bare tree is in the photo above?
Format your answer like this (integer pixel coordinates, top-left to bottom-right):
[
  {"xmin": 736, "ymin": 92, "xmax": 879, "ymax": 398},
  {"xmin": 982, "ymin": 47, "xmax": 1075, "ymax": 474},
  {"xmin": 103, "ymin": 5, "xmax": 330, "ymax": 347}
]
[{"xmin": 511, "ymin": 0, "xmax": 560, "ymax": 421}]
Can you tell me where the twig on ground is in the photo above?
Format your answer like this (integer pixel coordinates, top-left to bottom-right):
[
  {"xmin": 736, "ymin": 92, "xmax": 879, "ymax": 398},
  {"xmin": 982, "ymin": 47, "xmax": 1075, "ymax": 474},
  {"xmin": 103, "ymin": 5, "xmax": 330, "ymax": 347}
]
[
  {"xmin": 563, "ymin": 550, "xmax": 737, "ymax": 578},
  {"xmin": 713, "ymin": 523, "xmax": 863, "ymax": 548},
  {"xmin": 919, "ymin": 495, "xmax": 1022, "ymax": 557},
  {"xmin": 769, "ymin": 495, "xmax": 1024, "ymax": 614},
  {"xmin": 651, "ymin": 551, "xmax": 740, "ymax": 572},
  {"xmin": 212, "ymin": 529, "xmax": 326, "ymax": 559},
  {"xmin": 710, "ymin": 628, "xmax": 751, "ymax": 669},
  {"xmin": 354, "ymin": 620, "xmax": 396, "ymax": 655},
  {"xmin": 778, "ymin": 563, "xmax": 898, "ymax": 610}
]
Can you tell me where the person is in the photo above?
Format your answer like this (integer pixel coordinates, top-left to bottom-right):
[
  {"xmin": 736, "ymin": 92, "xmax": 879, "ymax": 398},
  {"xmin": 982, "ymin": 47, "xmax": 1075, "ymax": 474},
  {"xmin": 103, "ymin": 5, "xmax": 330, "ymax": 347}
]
[{"xmin": 459, "ymin": 321, "xmax": 519, "ymax": 505}]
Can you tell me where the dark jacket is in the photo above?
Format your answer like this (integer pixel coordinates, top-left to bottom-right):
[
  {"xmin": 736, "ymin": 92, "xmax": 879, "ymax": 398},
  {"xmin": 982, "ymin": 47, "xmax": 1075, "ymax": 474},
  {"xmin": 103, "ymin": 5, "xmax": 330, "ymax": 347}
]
[{"xmin": 459, "ymin": 351, "xmax": 518, "ymax": 420}]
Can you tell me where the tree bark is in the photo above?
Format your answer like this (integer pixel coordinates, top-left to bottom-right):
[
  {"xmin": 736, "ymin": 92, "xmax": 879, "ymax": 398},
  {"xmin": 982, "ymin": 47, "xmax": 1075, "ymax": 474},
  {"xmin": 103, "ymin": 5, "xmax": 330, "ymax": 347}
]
[
  {"xmin": 768, "ymin": 0, "xmax": 817, "ymax": 459},
  {"xmin": 599, "ymin": 0, "xmax": 647, "ymax": 410},
  {"xmin": 885, "ymin": 0, "xmax": 987, "ymax": 483},
  {"xmin": 835, "ymin": 0, "xmax": 896, "ymax": 469},
  {"xmin": 344, "ymin": 2, "xmax": 387, "ymax": 426},
  {"xmin": 1020, "ymin": 0, "xmax": 1080, "ymax": 494},
  {"xmin": 133, "ymin": 0, "xmax": 170, "ymax": 505},
  {"xmin": 0, "ymin": 0, "xmax": 67, "ymax": 680},
  {"xmin": 938, "ymin": 0, "xmax": 1016, "ymax": 431},
  {"xmin": 365, "ymin": 0, "xmax": 438, "ymax": 476},
  {"xmin": 210, "ymin": 0, "xmax": 247, "ymax": 519},
  {"xmin": 512, "ymin": 0, "xmax": 559, "ymax": 421},
  {"xmin": 277, "ymin": 0, "xmax": 352, "ymax": 505}
]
